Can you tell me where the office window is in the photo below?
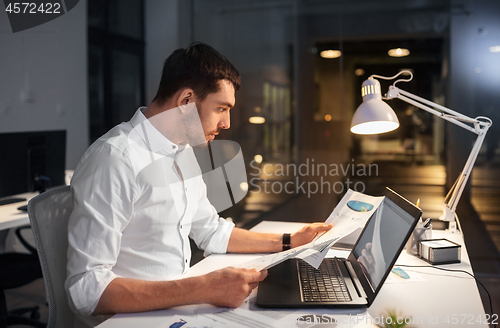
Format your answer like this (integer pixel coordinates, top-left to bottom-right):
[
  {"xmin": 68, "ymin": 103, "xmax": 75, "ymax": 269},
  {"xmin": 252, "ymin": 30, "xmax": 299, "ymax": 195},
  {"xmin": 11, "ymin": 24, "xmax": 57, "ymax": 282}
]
[
  {"xmin": 87, "ymin": 0, "xmax": 145, "ymax": 143},
  {"xmin": 262, "ymin": 81, "xmax": 293, "ymax": 162}
]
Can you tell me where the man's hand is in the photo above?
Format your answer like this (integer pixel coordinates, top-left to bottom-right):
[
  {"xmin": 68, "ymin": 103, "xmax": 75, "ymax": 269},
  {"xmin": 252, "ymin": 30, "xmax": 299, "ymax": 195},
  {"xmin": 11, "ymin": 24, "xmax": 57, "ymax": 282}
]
[
  {"xmin": 291, "ymin": 223, "xmax": 333, "ymax": 248},
  {"xmin": 94, "ymin": 267, "xmax": 267, "ymax": 315},
  {"xmin": 202, "ymin": 267, "xmax": 268, "ymax": 308}
]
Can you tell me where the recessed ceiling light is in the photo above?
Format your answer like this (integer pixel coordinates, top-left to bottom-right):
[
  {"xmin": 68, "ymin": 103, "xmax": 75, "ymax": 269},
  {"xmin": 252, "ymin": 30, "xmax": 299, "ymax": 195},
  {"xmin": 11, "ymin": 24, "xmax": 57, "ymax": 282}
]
[
  {"xmin": 388, "ymin": 48, "xmax": 410, "ymax": 57},
  {"xmin": 254, "ymin": 154, "xmax": 263, "ymax": 164},
  {"xmin": 355, "ymin": 68, "xmax": 365, "ymax": 76},
  {"xmin": 239, "ymin": 182, "xmax": 249, "ymax": 192},
  {"xmin": 320, "ymin": 50, "xmax": 341, "ymax": 59},
  {"xmin": 489, "ymin": 45, "xmax": 500, "ymax": 53},
  {"xmin": 249, "ymin": 116, "xmax": 265, "ymax": 124}
]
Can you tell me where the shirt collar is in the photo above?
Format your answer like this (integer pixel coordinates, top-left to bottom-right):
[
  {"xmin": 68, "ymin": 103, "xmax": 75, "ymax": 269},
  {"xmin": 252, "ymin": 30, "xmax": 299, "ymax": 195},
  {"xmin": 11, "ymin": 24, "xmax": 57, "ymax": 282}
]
[{"xmin": 129, "ymin": 107, "xmax": 181, "ymax": 156}]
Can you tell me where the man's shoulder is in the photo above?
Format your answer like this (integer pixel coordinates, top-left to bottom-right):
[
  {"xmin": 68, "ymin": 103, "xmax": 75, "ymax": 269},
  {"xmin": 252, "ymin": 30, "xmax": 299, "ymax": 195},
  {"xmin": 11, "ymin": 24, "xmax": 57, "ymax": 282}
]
[
  {"xmin": 80, "ymin": 123, "xmax": 136, "ymax": 164},
  {"xmin": 97, "ymin": 123, "xmax": 135, "ymax": 152}
]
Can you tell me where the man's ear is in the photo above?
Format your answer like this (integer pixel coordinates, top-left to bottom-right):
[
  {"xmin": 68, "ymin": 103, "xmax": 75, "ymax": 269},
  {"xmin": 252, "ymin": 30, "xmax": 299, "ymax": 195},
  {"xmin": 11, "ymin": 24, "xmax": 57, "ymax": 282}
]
[{"xmin": 176, "ymin": 88, "xmax": 195, "ymax": 107}]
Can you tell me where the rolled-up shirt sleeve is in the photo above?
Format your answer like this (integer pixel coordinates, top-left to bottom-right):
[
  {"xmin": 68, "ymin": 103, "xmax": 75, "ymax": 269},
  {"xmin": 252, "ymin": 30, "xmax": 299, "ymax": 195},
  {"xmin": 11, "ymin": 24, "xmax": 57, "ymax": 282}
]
[
  {"xmin": 189, "ymin": 177, "xmax": 235, "ymax": 257},
  {"xmin": 65, "ymin": 143, "xmax": 137, "ymax": 316}
]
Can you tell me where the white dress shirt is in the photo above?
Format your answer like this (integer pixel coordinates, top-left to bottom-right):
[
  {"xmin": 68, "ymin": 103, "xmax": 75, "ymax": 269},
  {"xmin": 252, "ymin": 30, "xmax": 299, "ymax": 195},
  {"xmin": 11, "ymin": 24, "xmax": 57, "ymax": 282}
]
[{"xmin": 65, "ymin": 107, "xmax": 235, "ymax": 322}]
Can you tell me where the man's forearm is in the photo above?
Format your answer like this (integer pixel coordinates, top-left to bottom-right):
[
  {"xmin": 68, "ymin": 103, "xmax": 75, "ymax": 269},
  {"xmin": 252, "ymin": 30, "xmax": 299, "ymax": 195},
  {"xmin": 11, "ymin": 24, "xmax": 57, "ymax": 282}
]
[
  {"xmin": 227, "ymin": 227, "xmax": 283, "ymax": 253},
  {"xmin": 226, "ymin": 223, "xmax": 333, "ymax": 254},
  {"xmin": 93, "ymin": 276, "xmax": 207, "ymax": 315},
  {"xmin": 93, "ymin": 267, "xmax": 268, "ymax": 315}
]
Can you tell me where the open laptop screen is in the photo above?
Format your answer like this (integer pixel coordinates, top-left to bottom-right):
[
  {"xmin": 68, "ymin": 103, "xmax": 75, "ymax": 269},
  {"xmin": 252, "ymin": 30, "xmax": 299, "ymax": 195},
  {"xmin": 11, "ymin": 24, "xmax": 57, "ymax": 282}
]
[{"xmin": 352, "ymin": 196, "xmax": 416, "ymax": 291}]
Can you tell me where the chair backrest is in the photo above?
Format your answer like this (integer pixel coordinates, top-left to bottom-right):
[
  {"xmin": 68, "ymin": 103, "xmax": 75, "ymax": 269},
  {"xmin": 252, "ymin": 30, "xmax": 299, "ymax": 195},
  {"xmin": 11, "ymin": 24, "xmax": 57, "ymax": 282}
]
[{"xmin": 28, "ymin": 185, "xmax": 74, "ymax": 328}]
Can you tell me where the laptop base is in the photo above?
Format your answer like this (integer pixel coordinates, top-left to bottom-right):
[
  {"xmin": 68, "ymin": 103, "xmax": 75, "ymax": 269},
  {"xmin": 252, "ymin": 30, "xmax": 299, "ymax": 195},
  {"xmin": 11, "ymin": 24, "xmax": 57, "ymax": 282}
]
[{"xmin": 256, "ymin": 258, "xmax": 367, "ymax": 308}]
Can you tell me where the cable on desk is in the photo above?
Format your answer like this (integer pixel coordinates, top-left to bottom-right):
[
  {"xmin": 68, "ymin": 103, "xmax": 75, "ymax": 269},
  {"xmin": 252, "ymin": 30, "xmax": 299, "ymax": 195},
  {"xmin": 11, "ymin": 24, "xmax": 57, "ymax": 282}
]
[{"xmin": 398, "ymin": 264, "xmax": 496, "ymax": 328}]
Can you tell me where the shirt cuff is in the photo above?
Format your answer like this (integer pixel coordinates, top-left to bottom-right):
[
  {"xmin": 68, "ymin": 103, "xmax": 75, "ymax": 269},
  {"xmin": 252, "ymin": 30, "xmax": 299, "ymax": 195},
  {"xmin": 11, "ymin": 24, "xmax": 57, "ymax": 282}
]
[
  {"xmin": 203, "ymin": 218, "xmax": 235, "ymax": 256},
  {"xmin": 67, "ymin": 269, "xmax": 117, "ymax": 316}
]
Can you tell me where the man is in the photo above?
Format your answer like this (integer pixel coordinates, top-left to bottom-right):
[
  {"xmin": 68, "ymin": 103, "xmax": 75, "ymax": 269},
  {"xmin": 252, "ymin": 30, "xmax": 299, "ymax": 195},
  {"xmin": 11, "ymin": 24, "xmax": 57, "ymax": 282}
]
[{"xmin": 66, "ymin": 42, "xmax": 331, "ymax": 327}]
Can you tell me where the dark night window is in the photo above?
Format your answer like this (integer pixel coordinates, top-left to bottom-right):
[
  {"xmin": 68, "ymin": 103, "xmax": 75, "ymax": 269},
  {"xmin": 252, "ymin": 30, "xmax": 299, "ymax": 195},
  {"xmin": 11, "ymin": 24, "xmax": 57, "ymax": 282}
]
[{"xmin": 87, "ymin": 0, "xmax": 145, "ymax": 144}]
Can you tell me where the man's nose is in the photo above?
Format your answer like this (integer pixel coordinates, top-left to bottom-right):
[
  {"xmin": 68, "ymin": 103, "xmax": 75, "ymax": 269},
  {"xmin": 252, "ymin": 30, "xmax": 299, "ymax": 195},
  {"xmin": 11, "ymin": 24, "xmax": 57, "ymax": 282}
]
[{"xmin": 219, "ymin": 112, "xmax": 230, "ymax": 129}]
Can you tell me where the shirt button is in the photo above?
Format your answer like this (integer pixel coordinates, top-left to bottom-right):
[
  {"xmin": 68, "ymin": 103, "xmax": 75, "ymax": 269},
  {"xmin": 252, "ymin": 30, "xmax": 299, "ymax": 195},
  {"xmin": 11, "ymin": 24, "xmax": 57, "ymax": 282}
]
[
  {"xmin": 180, "ymin": 225, "xmax": 183, "ymax": 229},
  {"xmin": 185, "ymin": 259, "xmax": 188, "ymax": 263},
  {"xmin": 185, "ymin": 188, "xmax": 188, "ymax": 192},
  {"xmin": 172, "ymin": 145, "xmax": 176, "ymax": 149}
]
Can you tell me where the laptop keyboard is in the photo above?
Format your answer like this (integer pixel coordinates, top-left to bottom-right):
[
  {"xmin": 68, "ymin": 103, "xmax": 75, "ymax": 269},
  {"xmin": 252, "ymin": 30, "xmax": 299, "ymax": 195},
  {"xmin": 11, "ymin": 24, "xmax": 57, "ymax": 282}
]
[{"xmin": 298, "ymin": 259, "xmax": 352, "ymax": 302}]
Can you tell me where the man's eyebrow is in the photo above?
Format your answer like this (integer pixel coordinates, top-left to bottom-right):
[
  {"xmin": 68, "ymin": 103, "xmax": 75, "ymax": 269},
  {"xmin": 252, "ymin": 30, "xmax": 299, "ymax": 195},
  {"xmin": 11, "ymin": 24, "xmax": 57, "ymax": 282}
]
[{"xmin": 218, "ymin": 101, "xmax": 234, "ymax": 109}]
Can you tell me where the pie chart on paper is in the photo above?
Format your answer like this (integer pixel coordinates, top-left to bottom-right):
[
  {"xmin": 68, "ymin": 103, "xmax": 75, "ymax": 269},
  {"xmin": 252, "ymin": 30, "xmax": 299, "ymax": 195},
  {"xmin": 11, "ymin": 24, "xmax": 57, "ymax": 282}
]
[{"xmin": 347, "ymin": 200, "xmax": 374, "ymax": 212}]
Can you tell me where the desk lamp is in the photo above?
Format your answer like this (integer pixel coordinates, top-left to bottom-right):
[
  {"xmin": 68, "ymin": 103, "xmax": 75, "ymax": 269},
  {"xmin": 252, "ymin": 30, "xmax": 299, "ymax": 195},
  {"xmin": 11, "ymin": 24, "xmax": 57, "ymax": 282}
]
[{"xmin": 350, "ymin": 71, "xmax": 492, "ymax": 232}]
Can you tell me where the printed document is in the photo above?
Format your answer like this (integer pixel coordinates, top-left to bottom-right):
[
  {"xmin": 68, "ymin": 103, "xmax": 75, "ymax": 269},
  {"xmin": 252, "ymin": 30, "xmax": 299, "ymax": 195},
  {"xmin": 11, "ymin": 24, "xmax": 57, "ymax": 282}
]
[{"xmin": 236, "ymin": 189, "xmax": 384, "ymax": 270}]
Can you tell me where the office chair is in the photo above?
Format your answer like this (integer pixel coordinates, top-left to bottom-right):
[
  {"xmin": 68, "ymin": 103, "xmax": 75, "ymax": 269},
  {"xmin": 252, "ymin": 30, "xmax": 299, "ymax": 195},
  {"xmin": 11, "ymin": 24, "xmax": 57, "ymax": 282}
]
[
  {"xmin": 0, "ymin": 226, "xmax": 45, "ymax": 328},
  {"xmin": 28, "ymin": 186, "xmax": 75, "ymax": 328}
]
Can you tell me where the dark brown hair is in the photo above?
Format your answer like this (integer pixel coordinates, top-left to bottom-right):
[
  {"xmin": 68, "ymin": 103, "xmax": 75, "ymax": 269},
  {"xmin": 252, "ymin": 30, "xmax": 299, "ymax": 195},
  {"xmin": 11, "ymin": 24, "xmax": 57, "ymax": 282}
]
[{"xmin": 153, "ymin": 42, "xmax": 241, "ymax": 105}]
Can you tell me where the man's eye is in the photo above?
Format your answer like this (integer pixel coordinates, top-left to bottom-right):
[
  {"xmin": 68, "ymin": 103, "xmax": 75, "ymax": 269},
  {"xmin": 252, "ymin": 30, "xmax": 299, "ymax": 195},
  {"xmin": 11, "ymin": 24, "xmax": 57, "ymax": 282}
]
[{"xmin": 219, "ymin": 108, "xmax": 225, "ymax": 112}]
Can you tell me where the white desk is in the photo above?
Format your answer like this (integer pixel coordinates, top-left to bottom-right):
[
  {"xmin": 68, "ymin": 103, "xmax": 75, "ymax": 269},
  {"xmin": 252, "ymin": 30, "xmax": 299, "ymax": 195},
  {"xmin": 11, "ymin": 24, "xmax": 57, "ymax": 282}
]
[
  {"xmin": 97, "ymin": 221, "xmax": 489, "ymax": 328},
  {"xmin": 0, "ymin": 192, "xmax": 38, "ymax": 231},
  {"xmin": 0, "ymin": 192, "xmax": 38, "ymax": 252}
]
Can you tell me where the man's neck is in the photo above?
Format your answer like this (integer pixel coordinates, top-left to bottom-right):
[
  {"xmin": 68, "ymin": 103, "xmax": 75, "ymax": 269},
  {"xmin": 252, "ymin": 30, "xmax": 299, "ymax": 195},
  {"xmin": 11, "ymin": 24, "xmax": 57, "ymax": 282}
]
[
  {"xmin": 142, "ymin": 101, "xmax": 191, "ymax": 145},
  {"xmin": 143, "ymin": 101, "xmax": 171, "ymax": 119}
]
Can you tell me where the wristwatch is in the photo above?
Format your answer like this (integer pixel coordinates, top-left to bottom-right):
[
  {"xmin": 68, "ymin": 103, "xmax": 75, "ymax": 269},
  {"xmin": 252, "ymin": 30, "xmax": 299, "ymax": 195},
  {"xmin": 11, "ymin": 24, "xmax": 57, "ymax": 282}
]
[{"xmin": 282, "ymin": 233, "xmax": 291, "ymax": 251}]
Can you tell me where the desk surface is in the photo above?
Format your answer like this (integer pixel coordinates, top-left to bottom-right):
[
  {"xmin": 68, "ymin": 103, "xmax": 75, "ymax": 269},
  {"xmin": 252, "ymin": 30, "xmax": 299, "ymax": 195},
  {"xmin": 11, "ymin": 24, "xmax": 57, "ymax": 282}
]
[
  {"xmin": 0, "ymin": 192, "xmax": 38, "ymax": 230},
  {"xmin": 98, "ymin": 221, "xmax": 488, "ymax": 328}
]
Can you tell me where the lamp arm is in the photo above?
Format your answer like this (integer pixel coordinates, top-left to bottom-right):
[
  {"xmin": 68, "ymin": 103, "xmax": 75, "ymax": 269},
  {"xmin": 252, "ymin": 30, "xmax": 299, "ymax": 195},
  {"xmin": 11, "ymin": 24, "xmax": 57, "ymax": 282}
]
[
  {"xmin": 387, "ymin": 87, "xmax": 481, "ymax": 134},
  {"xmin": 446, "ymin": 131, "xmax": 487, "ymax": 214},
  {"xmin": 385, "ymin": 85, "xmax": 492, "ymax": 225},
  {"xmin": 394, "ymin": 88, "xmax": 472, "ymax": 120}
]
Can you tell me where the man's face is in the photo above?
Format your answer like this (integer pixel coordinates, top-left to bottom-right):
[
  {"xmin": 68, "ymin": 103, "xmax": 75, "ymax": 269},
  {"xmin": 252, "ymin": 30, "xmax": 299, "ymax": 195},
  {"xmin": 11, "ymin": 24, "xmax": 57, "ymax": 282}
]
[{"xmin": 196, "ymin": 80, "xmax": 235, "ymax": 142}]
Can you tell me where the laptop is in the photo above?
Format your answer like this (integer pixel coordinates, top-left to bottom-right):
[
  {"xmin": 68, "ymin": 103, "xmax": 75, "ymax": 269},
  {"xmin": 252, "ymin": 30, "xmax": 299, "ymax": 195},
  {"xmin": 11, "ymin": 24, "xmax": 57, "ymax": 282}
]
[{"xmin": 256, "ymin": 188, "xmax": 421, "ymax": 308}]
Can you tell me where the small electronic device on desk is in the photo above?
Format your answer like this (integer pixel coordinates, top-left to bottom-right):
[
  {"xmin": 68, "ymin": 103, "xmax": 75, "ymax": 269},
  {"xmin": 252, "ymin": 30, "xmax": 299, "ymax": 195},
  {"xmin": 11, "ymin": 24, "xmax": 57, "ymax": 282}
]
[{"xmin": 418, "ymin": 238, "xmax": 461, "ymax": 265}]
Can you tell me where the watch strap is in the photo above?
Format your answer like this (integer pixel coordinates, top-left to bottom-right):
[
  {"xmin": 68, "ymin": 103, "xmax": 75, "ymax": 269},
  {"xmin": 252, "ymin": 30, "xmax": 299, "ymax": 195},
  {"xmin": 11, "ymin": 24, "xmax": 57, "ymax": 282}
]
[{"xmin": 282, "ymin": 233, "xmax": 291, "ymax": 251}]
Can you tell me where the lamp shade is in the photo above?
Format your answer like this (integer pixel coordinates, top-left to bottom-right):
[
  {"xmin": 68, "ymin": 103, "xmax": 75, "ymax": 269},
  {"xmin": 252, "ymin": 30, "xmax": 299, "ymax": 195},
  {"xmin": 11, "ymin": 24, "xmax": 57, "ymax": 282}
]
[{"xmin": 350, "ymin": 78, "xmax": 399, "ymax": 134}]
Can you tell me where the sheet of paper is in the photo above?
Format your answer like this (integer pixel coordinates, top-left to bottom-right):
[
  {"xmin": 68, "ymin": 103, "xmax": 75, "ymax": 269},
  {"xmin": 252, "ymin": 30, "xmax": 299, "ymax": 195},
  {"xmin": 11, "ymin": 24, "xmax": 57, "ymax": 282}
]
[
  {"xmin": 234, "ymin": 246, "xmax": 309, "ymax": 271},
  {"xmin": 182, "ymin": 294, "xmax": 370, "ymax": 328},
  {"xmin": 420, "ymin": 239, "xmax": 456, "ymax": 248},
  {"xmin": 226, "ymin": 296, "xmax": 372, "ymax": 328},
  {"xmin": 157, "ymin": 314, "xmax": 222, "ymax": 328},
  {"xmin": 237, "ymin": 189, "xmax": 384, "ymax": 271},
  {"xmin": 296, "ymin": 189, "xmax": 384, "ymax": 268},
  {"xmin": 202, "ymin": 308, "xmax": 279, "ymax": 328}
]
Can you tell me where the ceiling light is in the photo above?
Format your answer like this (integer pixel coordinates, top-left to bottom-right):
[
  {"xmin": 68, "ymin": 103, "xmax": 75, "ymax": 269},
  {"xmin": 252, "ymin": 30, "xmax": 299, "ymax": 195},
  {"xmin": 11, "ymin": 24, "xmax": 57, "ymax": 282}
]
[
  {"xmin": 355, "ymin": 68, "xmax": 365, "ymax": 76},
  {"xmin": 320, "ymin": 50, "xmax": 341, "ymax": 59},
  {"xmin": 254, "ymin": 154, "xmax": 263, "ymax": 164},
  {"xmin": 489, "ymin": 45, "xmax": 500, "ymax": 53},
  {"xmin": 240, "ymin": 182, "xmax": 249, "ymax": 192},
  {"xmin": 249, "ymin": 116, "xmax": 265, "ymax": 124},
  {"xmin": 388, "ymin": 48, "xmax": 410, "ymax": 57}
]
